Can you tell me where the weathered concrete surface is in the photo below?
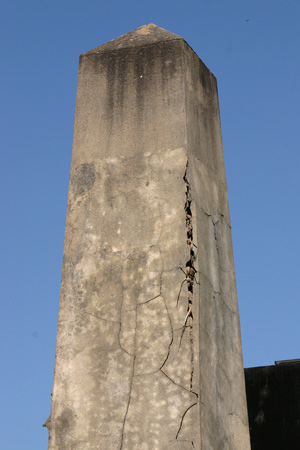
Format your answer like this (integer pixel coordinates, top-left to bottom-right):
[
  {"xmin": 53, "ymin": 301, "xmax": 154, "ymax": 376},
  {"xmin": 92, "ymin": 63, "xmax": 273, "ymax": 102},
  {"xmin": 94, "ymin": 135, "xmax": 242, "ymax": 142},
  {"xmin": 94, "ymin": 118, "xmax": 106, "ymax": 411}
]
[{"xmin": 47, "ymin": 24, "xmax": 251, "ymax": 449}]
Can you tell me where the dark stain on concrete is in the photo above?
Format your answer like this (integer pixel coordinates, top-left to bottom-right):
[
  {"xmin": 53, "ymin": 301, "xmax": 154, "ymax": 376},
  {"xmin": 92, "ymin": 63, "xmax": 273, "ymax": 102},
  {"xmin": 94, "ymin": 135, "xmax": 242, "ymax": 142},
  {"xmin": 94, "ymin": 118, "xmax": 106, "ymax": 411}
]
[
  {"xmin": 72, "ymin": 163, "xmax": 96, "ymax": 196},
  {"xmin": 53, "ymin": 407, "xmax": 75, "ymax": 447}
]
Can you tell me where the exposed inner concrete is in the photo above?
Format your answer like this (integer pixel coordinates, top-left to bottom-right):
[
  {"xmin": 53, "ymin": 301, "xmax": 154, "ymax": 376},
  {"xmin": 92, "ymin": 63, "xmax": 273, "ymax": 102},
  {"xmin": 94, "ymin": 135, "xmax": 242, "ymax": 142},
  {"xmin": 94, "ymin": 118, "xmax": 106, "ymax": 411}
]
[{"xmin": 47, "ymin": 24, "xmax": 251, "ymax": 450}]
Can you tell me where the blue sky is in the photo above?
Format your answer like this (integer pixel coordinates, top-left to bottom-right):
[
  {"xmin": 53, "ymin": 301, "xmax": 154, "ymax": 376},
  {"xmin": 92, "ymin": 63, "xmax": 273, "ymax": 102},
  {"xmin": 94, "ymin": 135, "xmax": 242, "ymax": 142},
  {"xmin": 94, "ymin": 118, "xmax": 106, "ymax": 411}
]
[{"xmin": 1, "ymin": 0, "xmax": 300, "ymax": 448}]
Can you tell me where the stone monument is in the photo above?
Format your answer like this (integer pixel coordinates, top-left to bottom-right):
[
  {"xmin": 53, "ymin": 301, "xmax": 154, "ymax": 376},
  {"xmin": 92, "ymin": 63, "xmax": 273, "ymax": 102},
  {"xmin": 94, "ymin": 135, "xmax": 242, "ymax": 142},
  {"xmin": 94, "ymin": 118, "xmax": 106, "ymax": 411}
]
[{"xmin": 46, "ymin": 24, "xmax": 251, "ymax": 449}]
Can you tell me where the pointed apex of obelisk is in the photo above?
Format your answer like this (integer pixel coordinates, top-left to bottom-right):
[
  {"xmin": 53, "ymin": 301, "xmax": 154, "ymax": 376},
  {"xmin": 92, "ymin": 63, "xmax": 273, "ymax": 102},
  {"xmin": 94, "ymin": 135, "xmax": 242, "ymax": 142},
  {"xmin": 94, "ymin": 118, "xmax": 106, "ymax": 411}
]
[{"xmin": 82, "ymin": 24, "xmax": 183, "ymax": 55}]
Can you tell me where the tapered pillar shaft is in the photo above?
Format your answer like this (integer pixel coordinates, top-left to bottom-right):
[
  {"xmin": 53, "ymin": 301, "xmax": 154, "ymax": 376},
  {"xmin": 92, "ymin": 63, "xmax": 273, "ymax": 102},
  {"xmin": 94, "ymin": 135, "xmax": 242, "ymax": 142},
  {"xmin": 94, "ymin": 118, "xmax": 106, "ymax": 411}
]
[{"xmin": 47, "ymin": 24, "xmax": 251, "ymax": 449}]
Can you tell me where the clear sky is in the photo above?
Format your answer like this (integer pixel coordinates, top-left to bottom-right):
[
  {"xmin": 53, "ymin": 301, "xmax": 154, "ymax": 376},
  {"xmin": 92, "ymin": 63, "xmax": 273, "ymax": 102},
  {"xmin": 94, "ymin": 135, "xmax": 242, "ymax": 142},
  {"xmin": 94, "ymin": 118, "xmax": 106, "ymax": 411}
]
[{"xmin": 1, "ymin": 0, "xmax": 300, "ymax": 448}]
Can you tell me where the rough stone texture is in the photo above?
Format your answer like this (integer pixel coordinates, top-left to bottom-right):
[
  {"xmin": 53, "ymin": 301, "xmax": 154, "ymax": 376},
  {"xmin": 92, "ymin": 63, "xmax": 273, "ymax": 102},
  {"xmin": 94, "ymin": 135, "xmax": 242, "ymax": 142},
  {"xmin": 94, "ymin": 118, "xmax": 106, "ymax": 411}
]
[
  {"xmin": 245, "ymin": 360, "xmax": 300, "ymax": 450},
  {"xmin": 47, "ymin": 24, "xmax": 251, "ymax": 449}
]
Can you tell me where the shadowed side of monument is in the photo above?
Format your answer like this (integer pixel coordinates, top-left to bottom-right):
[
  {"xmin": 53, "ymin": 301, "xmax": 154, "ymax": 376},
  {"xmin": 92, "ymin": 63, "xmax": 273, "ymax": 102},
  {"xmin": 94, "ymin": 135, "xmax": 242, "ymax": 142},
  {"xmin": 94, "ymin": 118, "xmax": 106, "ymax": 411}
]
[{"xmin": 46, "ymin": 24, "xmax": 251, "ymax": 450}]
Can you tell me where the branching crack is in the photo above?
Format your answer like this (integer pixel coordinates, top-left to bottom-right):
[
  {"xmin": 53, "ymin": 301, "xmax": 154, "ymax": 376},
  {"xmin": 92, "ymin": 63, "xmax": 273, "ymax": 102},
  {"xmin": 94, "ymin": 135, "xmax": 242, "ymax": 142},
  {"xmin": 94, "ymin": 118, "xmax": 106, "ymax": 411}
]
[
  {"xmin": 198, "ymin": 204, "xmax": 231, "ymax": 229},
  {"xmin": 213, "ymin": 220, "xmax": 220, "ymax": 256},
  {"xmin": 83, "ymin": 310, "xmax": 119, "ymax": 324},
  {"xmin": 212, "ymin": 219, "xmax": 229, "ymax": 273},
  {"xmin": 198, "ymin": 261, "xmax": 236, "ymax": 315},
  {"xmin": 160, "ymin": 368, "xmax": 199, "ymax": 398},
  {"xmin": 177, "ymin": 439, "xmax": 195, "ymax": 448},
  {"xmin": 174, "ymin": 324, "xmax": 194, "ymax": 332},
  {"xmin": 159, "ymin": 282, "xmax": 174, "ymax": 371},
  {"xmin": 176, "ymin": 402, "xmax": 198, "ymax": 440},
  {"xmin": 137, "ymin": 292, "xmax": 161, "ymax": 305},
  {"xmin": 120, "ymin": 306, "xmax": 137, "ymax": 450},
  {"xmin": 228, "ymin": 411, "xmax": 248, "ymax": 427},
  {"xmin": 220, "ymin": 297, "xmax": 237, "ymax": 315},
  {"xmin": 118, "ymin": 319, "xmax": 135, "ymax": 357},
  {"xmin": 197, "ymin": 270, "xmax": 220, "ymax": 295}
]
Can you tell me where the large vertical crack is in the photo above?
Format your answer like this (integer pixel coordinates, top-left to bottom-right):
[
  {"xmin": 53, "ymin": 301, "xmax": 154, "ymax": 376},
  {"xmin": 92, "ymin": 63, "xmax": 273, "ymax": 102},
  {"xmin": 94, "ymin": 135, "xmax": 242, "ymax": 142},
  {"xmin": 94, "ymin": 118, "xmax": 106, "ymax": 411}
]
[{"xmin": 178, "ymin": 161, "xmax": 197, "ymax": 392}]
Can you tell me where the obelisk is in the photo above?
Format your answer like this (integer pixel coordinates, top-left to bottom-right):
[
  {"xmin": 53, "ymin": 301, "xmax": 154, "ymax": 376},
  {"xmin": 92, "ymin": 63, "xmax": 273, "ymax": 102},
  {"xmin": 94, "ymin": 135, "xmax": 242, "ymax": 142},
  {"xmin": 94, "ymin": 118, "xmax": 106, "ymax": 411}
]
[{"xmin": 46, "ymin": 24, "xmax": 251, "ymax": 449}]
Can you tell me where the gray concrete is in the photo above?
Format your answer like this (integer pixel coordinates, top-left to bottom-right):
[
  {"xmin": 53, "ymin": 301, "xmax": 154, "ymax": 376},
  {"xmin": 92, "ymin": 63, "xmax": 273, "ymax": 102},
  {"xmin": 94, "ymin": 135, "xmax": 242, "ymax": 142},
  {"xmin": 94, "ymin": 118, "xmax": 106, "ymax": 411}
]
[{"xmin": 47, "ymin": 24, "xmax": 251, "ymax": 449}]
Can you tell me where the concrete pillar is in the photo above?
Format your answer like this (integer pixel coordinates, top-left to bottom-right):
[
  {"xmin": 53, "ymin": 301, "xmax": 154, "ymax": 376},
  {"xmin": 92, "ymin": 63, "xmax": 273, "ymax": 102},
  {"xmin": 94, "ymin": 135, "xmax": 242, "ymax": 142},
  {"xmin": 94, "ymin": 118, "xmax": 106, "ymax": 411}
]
[{"xmin": 47, "ymin": 24, "xmax": 251, "ymax": 449}]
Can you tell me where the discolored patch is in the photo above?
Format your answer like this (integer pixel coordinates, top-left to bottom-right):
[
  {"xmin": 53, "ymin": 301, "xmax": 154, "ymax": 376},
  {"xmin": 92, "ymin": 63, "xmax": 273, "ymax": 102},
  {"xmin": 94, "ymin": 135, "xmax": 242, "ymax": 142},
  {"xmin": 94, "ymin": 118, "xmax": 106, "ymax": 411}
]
[
  {"xmin": 72, "ymin": 163, "xmax": 96, "ymax": 196},
  {"xmin": 54, "ymin": 407, "xmax": 75, "ymax": 446}
]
